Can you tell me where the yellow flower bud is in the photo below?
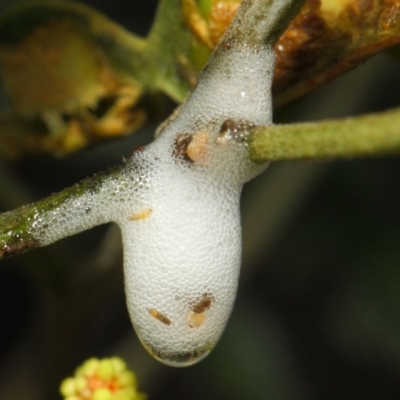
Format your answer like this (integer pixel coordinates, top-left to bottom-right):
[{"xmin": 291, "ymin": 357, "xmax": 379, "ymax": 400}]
[
  {"xmin": 110, "ymin": 357, "xmax": 126, "ymax": 376},
  {"xmin": 92, "ymin": 388, "xmax": 112, "ymax": 400},
  {"xmin": 97, "ymin": 359, "xmax": 114, "ymax": 381},
  {"xmin": 80, "ymin": 358, "xmax": 99, "ymax": 376},
  {"xmin": 60, "ymin": 357, "xmax": 146, "ymax": 400},
  {"xmin": 60, "ymin": 378, "xmax": 76, "ymax": 396},
  {"xmin": 74, "ymin": 376, "xmax": 87, "ymax": 392},
  {"xmin": 119, "ymin": 371, "xmax": 136, "ymax": 387}
]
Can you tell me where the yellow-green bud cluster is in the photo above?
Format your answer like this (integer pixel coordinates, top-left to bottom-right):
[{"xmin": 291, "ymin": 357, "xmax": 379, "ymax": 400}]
[{"xmin": 60, "ymin": 357, "xmax": 146, "ymax": 400}]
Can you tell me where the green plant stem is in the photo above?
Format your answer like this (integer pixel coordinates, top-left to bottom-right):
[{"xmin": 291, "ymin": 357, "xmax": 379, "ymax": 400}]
[
  {"xmin": 222, "ymin": 0, "xmax": 305, "ymax": 46},
  {"xmin": 248, "ymin": 107, "xmax": 400, "ymax": 162},
  {"xmin": 0, "ymin": 166, "xmax": 122, "ymax": 259}
]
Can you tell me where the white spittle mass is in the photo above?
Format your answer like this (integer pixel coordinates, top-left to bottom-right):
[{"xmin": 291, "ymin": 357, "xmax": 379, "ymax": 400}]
[
  {"xmin": 116, "ymin": 41, "xmax": 274, "ymax": 366},
  {"xmin": 26, "ymin": 0, "xmax": 294, "ymax": 366}
]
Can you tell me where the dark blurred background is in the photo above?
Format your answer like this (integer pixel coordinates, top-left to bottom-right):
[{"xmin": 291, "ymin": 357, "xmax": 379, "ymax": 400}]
[{"xmin": 1, "ymin": 1, "xmax": 400, "ymax": 399}]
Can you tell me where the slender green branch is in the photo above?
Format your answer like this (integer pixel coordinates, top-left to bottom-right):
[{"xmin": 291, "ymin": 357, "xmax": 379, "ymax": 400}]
[
  {"xmin": 0, "ymin": 166, "xmax": 122, "ymax": 259},
  {"xmin": 221, "ymin": 0, "xmax": 305, "ymax": 46},
  {"xmin": 248, "ymin": 107, "xmax": 400, "ymax": 162}
]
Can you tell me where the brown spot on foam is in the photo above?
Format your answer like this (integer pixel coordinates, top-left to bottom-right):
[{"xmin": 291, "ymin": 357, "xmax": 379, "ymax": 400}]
[
  {"xmin": 191, "ymin": 292, "xmax": 214, "ymax": 313},
  {"xmin": 187, "ymin": 312, "xmax": 207, "ymax": 328},
  {"xmin": 216, "ymin": 118, "xmax": 255, "ymax": 145},
  {"xmin": 186, "ymin": 130, "xmax": 209, "ymax": 165},
  {"xmin": 187, "ymin": 292, "xmax": 214, "ymax": 328},
  {"xmin": 148, "ymin": 308, "xmax": 171, "ymax": 325},
  {"xmin": 173, "ymin": 130, "xmax": 210, "ymax": 165}
]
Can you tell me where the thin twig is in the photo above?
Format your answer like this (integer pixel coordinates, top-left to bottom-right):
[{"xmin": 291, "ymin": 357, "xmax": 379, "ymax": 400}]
[
  {"xmin": 0, "ymin": 166, "xmax": 122, "ymax": 259},
  {"xmin": 248, "ymin": 107, "xmax": 400, "ymax": 161}
]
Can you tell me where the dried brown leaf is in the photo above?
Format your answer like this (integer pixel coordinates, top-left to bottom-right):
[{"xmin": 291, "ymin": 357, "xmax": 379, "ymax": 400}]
[{"xmin": 273, "ymin": 0, "xmax": 400, "ymax": 106}]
